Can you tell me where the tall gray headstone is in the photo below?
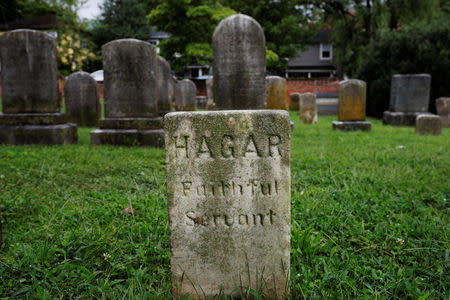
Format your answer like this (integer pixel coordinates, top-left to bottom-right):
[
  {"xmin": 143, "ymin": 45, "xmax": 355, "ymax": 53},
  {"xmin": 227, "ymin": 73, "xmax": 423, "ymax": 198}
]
[
  {"xmin": 0, "ymin": 29, "xmax": 59, "ymax": 113},
  {"xmin": 383, "ymin": 74, "xmax": 432, "ymax": 126},
  {"xmin": 165, "ymin": 110, "xmax": 291, "ymax": 298},
  {"xmin": 175, "ymin": 79, "xmax": 196, "ymax": 111},
  {"xmin": 64, "ymin": 71, "xmax": 100, "ymax": 126},
  {"xmin": 157, "ymin": 56, "xmax": 172, "ymax": 116},
  {"xmin": 90, "ymin": 39, "xmax": 164, "ymax": 147},
  {"xmin": 213, "ymin": 14, "xmax": 266, "ymax": 109},
  {"xmin": 0, "ymin": 29, "xmax": 77, "ymax": 145}
]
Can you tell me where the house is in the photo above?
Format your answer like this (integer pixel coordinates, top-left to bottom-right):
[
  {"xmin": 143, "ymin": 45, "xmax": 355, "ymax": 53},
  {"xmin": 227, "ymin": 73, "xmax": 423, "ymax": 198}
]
[{"xmin": 285, "ymin": 29, "xmax": 339, "ymax": 115}]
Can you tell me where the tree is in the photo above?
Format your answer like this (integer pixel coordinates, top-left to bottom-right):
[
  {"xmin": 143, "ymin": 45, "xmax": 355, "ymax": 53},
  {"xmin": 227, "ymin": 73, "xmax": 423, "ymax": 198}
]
[
  {"xmin": 148, "ymin": 0, "xmax": 235, "ymax": 73},
  {"xmin": 219, "ymin": 0, "xmax": 317, "ymax": 74},
  {"xmin": 91, "ymin": 0, "xmax": 157, "ymax": 48}
]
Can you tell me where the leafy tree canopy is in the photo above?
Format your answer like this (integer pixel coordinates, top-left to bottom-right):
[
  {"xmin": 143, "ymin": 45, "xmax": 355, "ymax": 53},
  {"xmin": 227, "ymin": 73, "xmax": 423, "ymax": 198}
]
[{"xmin": 148, "ymin": 0, "xmax": 236, "ymax": 73}]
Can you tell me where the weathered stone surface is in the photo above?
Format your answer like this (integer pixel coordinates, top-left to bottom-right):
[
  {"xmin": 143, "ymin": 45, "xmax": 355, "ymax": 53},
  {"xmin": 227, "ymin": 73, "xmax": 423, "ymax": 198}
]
[
  {"xmin": 299, "ymin": 93, "xmax": 318, "ymax": 124},
  {"xmin": 213, "ymin": 14, "xmax": 266, "ymax": 109},
  {"xmin": 165, "ymin": 110, "xmax": 290, "ymax": 298},
  {"xmin": 338, "ymin": 79, "xmax": 366, "ymax": 121},
  {"xmin": 64, "ymin": 71, "xmax": 100, "ymax": 126},
  {"xmin": 436, "ymin": 97, "xmax": 449, "ymax": 128},
  {"xmin": 382, "ymin": 111, "xmax": 432, "ymax": 126},
  {"xmin": 289, "ymin": 93, "xmax": 300, "ymax": 111},
  {"xmin": 156, "ymin": 56, "xmax": 172, "ymax": 116},
  {"xmin": 266, "ymin": 76, "xmax": 287, "ymax": 110},
  {"xmin": 0, "ymin": 124, "xmax": 77, "ymax": 145},
  {"xmin": 175, "ymin": 79, "xmax": 196, "ymax": 111},
  {"xmin": 332, "ymin": 121, "xmax": 371, "ymax": 132},
  {"xmin": 205, "ymin": 77, "xmax": 216, "ymax": 110},
  {"xmin": 102, "ymin": 39, "xmax": 158, "ymax": 117},
  {"xmin": 0, "ymin": 113, "xmax": 66, "ymax": 125},
  {"xmin": 169, "ymin": 77, "xmax": 177, "ymax": 111},
  {"xmin": 415, "ymin": 114, "xmax": 442, "ymax": 135},
  {"xmin": 0, "ymin": 29, "xmax": 59, "ymax": 113},
  {"xmin": 99, "ymin": 118, "xmax": 163, "ymax": 130},
  {"xmin": 90, "ymin": 129, "xmax": 164, "ymax": 147},
  {"xmin": 389, "ymin": 74, "xmax": 431, "ymax": 113}
]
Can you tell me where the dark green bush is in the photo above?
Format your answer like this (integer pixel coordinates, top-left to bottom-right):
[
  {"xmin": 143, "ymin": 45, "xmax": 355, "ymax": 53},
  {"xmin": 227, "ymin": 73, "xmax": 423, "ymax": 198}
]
[{"xmin": 356, "ymin": 17, "xmax": 450, "ymax": 117}]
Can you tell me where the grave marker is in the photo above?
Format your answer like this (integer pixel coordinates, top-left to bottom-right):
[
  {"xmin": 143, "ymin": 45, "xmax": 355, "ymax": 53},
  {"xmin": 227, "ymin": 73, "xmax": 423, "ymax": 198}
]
[
  {"xmin": 213, "ymin": 14, "xmax": 266, "ymax": 109},
  {"xmin": 266, "ymin": 76, "xmax": 287, "ymax": 110},
  {"xmin": 165, "ymin": 110, "xmax": 291, "ymax": 298},
  {"xmin": 299, "ymin": 93, "xmax": 317, "ymax": 124},
  {"xmin": 175, "ymin": 79, "xmax": 197, "ymax": 111},
  {"xmin": 90, "ymin": 39, "xmax": 164, "ymax": 147},
  {"xmin": 435, "ymin": 97, "xmax": 449, "ymax": 128},
  {"xmin": 64, "ymin": 71, "xmax": 100, "ymax": 126},
  {"xmin": 0, "ymin": 29, "xmax": 77, "ymax": 145}
]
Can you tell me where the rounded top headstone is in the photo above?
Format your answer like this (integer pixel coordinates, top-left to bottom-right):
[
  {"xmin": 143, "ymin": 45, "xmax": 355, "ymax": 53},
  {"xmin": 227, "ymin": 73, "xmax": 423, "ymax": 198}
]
[
  {"xmin": 64, "ymin": 71, "xmax": 100, "ymax": 126},
  {"xmin": 156, "ymin": 55, "xmax": 172, "ymax": 114},
  {"xmin": 0, "ymin": 29, "xmax": 59, "ymax": 113},
  {"xmin": 213, "ymin": 14, "xmax": 266, "ymax": 110},
  {"xmin": 175, "ymin": 79, "xmax": 197, "ymax": 111},
  {"xmin": 102, "ymin": 38, "xmax": 158, "ymax": 118}
]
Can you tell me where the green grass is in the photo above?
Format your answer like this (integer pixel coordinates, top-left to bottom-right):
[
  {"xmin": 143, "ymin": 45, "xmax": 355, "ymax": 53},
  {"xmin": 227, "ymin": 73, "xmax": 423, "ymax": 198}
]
[{"xmin": 0, "ymin": 112, "xmax": 449, "ymax": 298}]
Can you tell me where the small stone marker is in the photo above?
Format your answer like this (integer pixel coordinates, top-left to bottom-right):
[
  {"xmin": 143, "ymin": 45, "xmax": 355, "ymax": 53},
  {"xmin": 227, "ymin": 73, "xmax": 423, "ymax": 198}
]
[
  {"xmin": 332, "ymin": 79, "xmax": 371, "ymax": 131},
  {"xmin": 90, "ymin": 39, "xmax": 164, "ymax": 147},
  {"xmin": 64, "ymin": 71, "xmax": 100, "ymax": 126},
  {"xmin": 165, "ymin": 110, "xmax": 291, "ymax": 298},
  {"xmin": 213, "ymin": 14, "xmax": 266, "ymax": 109},
  {"xmin": 436, "ymin": 97, "xmax": 449, "ymax": 128},
  {"xmin": 0, "ymin": 29, "xmax": 77, "ymax": 145},
  {"xmin": 266, "ymin": 76, "xmax": 287, "ymax": 110},
  {"xmin": 175, "ymin": 79, "xmax": 196, "ymax": 111},
  {"xmin": 205, "ymin": 77, "xmax": 216, "ymax": 110},
  {"xmin": 415, "ymin": 114, "xmax": 442, "ymax": 135},
  {"xmin": 383, "ymin": 74, "xmax": 432, "ymax": 126},
  {"xmin": 289, "ymin": 93, "xmax": 300, "ymax": 111},
  {"xmin": 157, "ymin": 56, "xmax": 172, "ymax": 116},
  {"xmin": 299, "ymin": 93, "xmax": 318, "ymax": 124}
]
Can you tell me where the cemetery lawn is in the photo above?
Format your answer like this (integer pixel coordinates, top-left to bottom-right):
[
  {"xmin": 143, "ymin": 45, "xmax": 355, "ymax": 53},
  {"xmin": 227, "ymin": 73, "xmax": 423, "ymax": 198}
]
[{"xmin": 0, "ymin": 112, "xmax": 449, "ymax": 298}]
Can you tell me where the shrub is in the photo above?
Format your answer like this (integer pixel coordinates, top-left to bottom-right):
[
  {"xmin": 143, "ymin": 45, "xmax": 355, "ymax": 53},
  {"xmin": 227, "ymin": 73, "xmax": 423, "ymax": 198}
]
[{"xmin": 356, "ymin": 17, "xmax": 450, "ymax": 117}]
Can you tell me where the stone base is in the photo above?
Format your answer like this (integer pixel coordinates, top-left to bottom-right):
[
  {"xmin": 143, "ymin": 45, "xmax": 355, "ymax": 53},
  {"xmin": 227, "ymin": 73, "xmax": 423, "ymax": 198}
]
[
  {"xmin": 99, "ymin": 117, "xmax": 163, "ymax": 130},
  {"xmin": 382, "ymin": 111, "xmax": 431, "ymax": 126},
  {"xmin": 0, "ymin": 123, "xmax": 77, "ymax": 145},
  {"xmin": 90, "ymin": 129, "xmax": 164, "ymax": 147},
  {"xmin": 332, "ymin": 121, "xmax": 371, "ymax": 132},
  {"xmin": 0, "ymin": 113, "xmax": 66, "ymax": 125}
]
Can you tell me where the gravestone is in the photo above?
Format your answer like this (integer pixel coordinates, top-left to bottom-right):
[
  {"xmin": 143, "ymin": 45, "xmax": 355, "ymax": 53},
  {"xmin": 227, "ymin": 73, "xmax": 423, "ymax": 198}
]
[
  {"xmin": 64, "ymin": 71, "xmax": 100, "ymax": 126},
  {"xmin": 299, "ymin": 93, "xmax": 318, "ymax": 124},
  {"xmin": 436, "ymin": 97, "xmax": 449, "ymax": 128},
  {"xmin": 0, "ymin": 29, "xmax": 77, "ymax": 145},
  {"xmin": 415, "ymin": 114, "xmax": 442, "ymax": 135},
  {"xmin": 205, "ymin": 77, "xmax": 216, "ymax": 110},
  {"xmin": 383, "ymin": 74, "xmax": 432, "ymax": 126},
  {"xmin": 169, "ymin": 77, "xmax": 177, "ymax": 111},
  {"xmin": 332, "ymin": 79, "xmax": 371, "ymax": 131},
  {"xmin": 90, "ymin": 39, "xmax": 164, "ymax": 147},
  {"xmin": 165, "ymin": 110, "xmax": 290, "ymax": 298},
  {"xmin": 175, "ymin": 79, "xmax": 196, "ymax": 111},
  {"xmin": 157, "ymin": 56, "xmax": 172, "ymax": 116},
  {"xmin": 289, "ymin": 93, "xmax": 300, "ymax": 111},
  {"xmin": 213, "ymin": 14, "xmax": 266, "ymax": 109},
  {"xmin": 266, "ymin": 76, "xmax": 287, "ymax": 110}
]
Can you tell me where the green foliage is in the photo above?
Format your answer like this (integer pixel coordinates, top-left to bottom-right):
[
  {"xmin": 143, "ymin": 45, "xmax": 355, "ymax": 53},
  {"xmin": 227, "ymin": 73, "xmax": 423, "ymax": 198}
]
[
  {"xmin": 91, "ymin": 0, "xmax": 156, "ymax": 49},
  {"xmin": 148, "ymin": 0, "xmax": 235, "ymax": 73},
  {"xmin": 356, "ymin": 17, "xmax": 450, "ymax": 117},
  {"xmin": 220, "ymin": 0, "xmax": 317, "ymax": 74},
  {"xmin": 0, "ymin": 113, "xmax": 448, "ymax": 298}
]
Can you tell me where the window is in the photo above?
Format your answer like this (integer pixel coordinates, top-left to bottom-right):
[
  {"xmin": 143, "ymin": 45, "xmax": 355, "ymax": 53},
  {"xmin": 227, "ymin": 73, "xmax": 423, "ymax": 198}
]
[{"xmin": 320, "ymin": 44, "xmax": 332, "ymax": 60}]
